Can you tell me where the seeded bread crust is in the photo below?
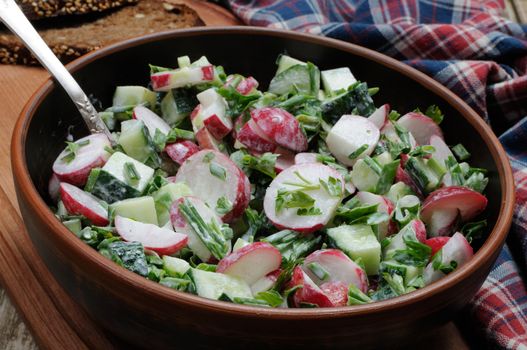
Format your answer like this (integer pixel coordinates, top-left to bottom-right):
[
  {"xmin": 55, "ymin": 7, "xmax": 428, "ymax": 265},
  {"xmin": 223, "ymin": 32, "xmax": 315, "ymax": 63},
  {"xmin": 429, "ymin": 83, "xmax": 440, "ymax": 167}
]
[
  {"xmin": 0, "ymin": 0, "xmax": 203, "ymax": 65},
  {"xmin": 17, "ymin": 0, "xmax": 138, "ymax": 20}
]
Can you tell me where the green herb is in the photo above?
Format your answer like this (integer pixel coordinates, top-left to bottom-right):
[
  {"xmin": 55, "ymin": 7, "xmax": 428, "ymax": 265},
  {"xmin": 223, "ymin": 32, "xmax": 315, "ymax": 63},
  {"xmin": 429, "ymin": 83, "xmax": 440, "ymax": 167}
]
[
  {"xmin": 431, "ymin": 251, "xmax": 458, "ymax": 274},
  {"xmin": 104, "ymin": 146, "xmax": 115, "ymax": 154},
  {"xmin": 363, "ymin": 156, "xmax": 383, "ymax": 176},
  {"xmin": 166, "ymin": 128, "xmax": 195, "ymax": 143},
  {"xmin": 336, "ymin": 204, "xmax": 378, "ymax": 223},
  {"xmin": 297, "ymin": 207, "xmax": 322, "ymax": 216},
  {"xmin": 203, "ymin": 152, "xmax": 215, "ymax": 163},
  {"xmin": 445, "ymin": 156, "xmax": 465, "ymax": 186},
  {"xmin": 194, "ymin": 263, "xmax": 217, "ymax": 272},
  {"xmin": 242, "ymin": 208, "xmax": 266, "ymax": 242},
  {"xmin": 231, "ymin": 297, "xmax": 272, "ymax": 307},
  {"xmin": 347, "ymin": 284, "xmax": 372, "ymax": 305},
  {"xmin": 368, "ymin": 87, "xmax": 380, "ymax": 96},
  {"xmin": 388, "ymin": 110, "xmax": 401, "ymax": 121},
  {"xmin": 255, "ymin": 290, "xmax": 284, "ymax": 308},
  {"xmin": 393, "ymin": 239, "xmax": 431, "ymax": 267},
  {"xmin": 348, "ymin": 144, "xmax": 368, "ymax": 159},
  {"xmin": 307, "ymin": 262, "xmax": 330, "ymax": 281},
  {"xmin": 153, "ymin": 129, "xmax": 167, "ymax": 152},
  {"xmin": 409, "ymin": 145, "xmax": 435, "ymax": 157},
  {"xmin": 124, "ymin": 162, "xmax": 141, "ymax": 184},
  {"xmin": 382, "ymin": 272, "xmax": 406, "ymax": 296},
  {"xmin": 159, "ymin": 276, "xmax": 192, "ymax": 291},
  {"xmin": 98, "ymin": 240, "xmax": 148, "ymax": 277},
  {"xmin": 376, "ymin": 160, "xmax": 399, "ymax": 195},
  {"xmin": 275, "ymin": 189, "xmax": 316, "ymax": 214},
  {"xmin": 424, "ymin": 105, "xmax": 444, "ymax": 124},
  {"xmin": 149, "ymin": 64, "xmax": 172, "ymax": 74},
  {"xmin": 299, "ymin": 302, "xmax": 318, "ymax": 308},
  {"xmin": 178, "ymin": 199, "xmax": 229, "ymax": 260},
  {"xmin": 394, "ymin": 196, "xmax": 421, "ymax": 226},
  {"xmin": 233, "ymin": 150, "xmax": 278, "ymax": 178},
  {"xmin": 319, "ymin": 176, "xmax": 343, "ymax": 197},
  {"xmin": 60, "ymin": 139, "xmax": 90, "ymax": 164},
  {"xmin": 215, "ymin": 196, "xmax": 233, "ymax": 215},
  {"xmin": 451, "ymin": 144, "xmax": 471, "ymax": 161},
  {"xmin": 393, "ymin": 122, "xmax": 412, "ymax": 150},
  {"xmin": 209, "ymin": 162, "xmax": 227, "ymax": 180},
  {"xmin": 283, "ymin": 171, "xmax": 320, "ymax": 191},
  {"xmin": 461, "ymin": 219, "xmax": 487, "ymax": 243}
]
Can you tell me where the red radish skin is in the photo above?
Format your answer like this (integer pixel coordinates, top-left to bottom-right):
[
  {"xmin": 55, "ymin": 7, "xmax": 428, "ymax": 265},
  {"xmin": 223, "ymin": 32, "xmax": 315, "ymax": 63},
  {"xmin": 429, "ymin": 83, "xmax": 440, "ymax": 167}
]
[
  {"xmin": 320, "ymin": 281, "xmax": 349, "ymax": 307},
  {"xmin": 201, "ymin": 66, "xmax": 214, "ymax": 80},
  {"xmin": 368, "ymin": 104, "xmax": 390, "ymax": 129},
  {"xmin": 236, "ymin": 76, "xmax": 258, "ymax": 95},
  {"xmin": 232, "ymin": 115, "xmax": 246, "ymax": 140},
  {"xmin": 150, "ymin": 73, "xmax": 170, "ymax": 90},
  {"xmin": 59, "ymin": 183, "xmax": 108, "ymax": 226},
  {"xmin": 237, "ymin": 119, "xmax": 277, "ymax": 153},
  {"xmin": 425, "ymin": 237, "xmax": 450, "ymax": 257},
  {"xmin": 216, "ymin": 242, "xmax": 282, "ymax": 285},
  {"xmin": 175, "ymin": 150, "xmax": 250, "ymax": 222},
  {"xmin": 397, "ymin": 112, "xmax": 444, "ymax": 145},
  {"xmin": 48, "ymin": 173, "xmax": 61, "ymax": 203},
  {"xmin": 114, "ymin": 216, "xmax": 188, "ymax": 256},
  {"xmin": 165, "ymin": 141, "xmax": 200, "ymax": 165},
  {"xmin": 150, "ymin": 65, "xmax": 215, "ymax": 91},
  {"xmin": 424, "ymin": 232, "xmax": 473, "ymax": 285},
  {"xmin": 251, "ymin": 107, "xmax": 308, "ymax": 152},
  {"xmin": 302, "ymin": 249, "xmax": 368, "ymax": 293},
  {"xmin": 203, "ymin": 114, "xmax": 233, "ymax": 139},
  {"xmin": 421, "ymin": 186, "xmax": 488, "ymax": 225},
  {"xmin": 395, "ymin": 164, "xmax": 423, "ymax": 198},
  {"xmin": 190, "ymin": 104, "xmax": 202, "ymax": 123},
  {"xmin": 264, "ymin": 163, "xmax": 344, "ymax": 234},
  {"xmin": 290, "ymin": 267, "xmax": 334, "ymax": 308},
  {"xmin": 195, "ymin": 127, "xmax": 223, "ymax": 151},
  {"xmin": 52, "ymin": 134, "xmax": 111, "ymax": 186},
  {"xmin": 132, "ymin": 105, "xmax": 171, "ymax": 137}
]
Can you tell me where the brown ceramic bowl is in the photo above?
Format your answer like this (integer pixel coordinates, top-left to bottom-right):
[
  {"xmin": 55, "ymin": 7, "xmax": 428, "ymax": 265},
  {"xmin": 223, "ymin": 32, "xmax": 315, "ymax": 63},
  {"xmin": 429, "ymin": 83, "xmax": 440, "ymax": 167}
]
[{"xmin": 11, "ymin": 27, "xmax": 514, "ymax": 349}]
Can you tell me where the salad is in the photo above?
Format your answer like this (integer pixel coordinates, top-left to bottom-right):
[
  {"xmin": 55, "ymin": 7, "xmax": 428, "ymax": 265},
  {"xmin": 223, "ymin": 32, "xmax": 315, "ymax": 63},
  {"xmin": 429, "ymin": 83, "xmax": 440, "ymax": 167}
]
[{"xmin": 49, "ymin": 54, "xmax": 489, "ymax": 308}]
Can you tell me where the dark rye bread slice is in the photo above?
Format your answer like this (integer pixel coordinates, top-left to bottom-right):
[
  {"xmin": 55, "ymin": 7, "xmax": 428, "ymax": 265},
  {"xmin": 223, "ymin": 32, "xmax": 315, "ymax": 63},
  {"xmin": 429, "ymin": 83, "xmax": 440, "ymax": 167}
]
[
  {"xmin": 16, "ymin": 0, "xmax": 138, "ymax": 20},
  {"xmin": 0, "ymin": 0, "xmax": 203, "ymax": 65}
]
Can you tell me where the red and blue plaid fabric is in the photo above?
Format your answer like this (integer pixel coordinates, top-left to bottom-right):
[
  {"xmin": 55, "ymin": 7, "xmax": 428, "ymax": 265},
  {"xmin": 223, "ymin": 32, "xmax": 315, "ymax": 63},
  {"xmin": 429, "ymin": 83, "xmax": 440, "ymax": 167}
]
[{"xmin": 226, "ymin": 0, "xmax": 527, "ymax": 348}]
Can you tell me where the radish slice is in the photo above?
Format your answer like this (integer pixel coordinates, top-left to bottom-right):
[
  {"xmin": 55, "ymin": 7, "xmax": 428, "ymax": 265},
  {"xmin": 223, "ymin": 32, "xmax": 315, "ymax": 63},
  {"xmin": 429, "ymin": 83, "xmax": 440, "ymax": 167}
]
[
  {"xmin": 384, "ymin": 219, "xmax": 426, "ymax": 259},
  {"xmin": 421, "ymin": 186, "xmax": 487, "ymax": 234},
  {"xmin": 165, "ymin": 141, "xmax": 200, "ymax": 165},
  {"xmin": 236, "ymin": 76, "xmax": 259, "ymax": 95},
  {"xmin": 195, "ymin": 127, "xmax": 224, "ymax": 152},
  {"xmin": 295, "ymin": 153, "xmax": 319, "ymax": 164},
  {"xmin": 424, "ymin": 232, "xmax": 473, "ymax": 285},
  {"xmin": 114, "ymin": 216, "xmax": 188, "ymax": 256},
  {"xmin": 368, "ymin": 104, "xmax": 390, "ymax": 129},
  {"xmin": 290, "ymin": 267, "xmax": 334, "ymax": 308},
  {"xmin": 320, "ymin": 281, "xmax": 349, "ymax": 306},
  {"xmin": 355, "ymin": 191, "xmax": 394, "ymax": 239},
  {"xmin": 429, "ymin": 134, "xmax": 454, "ymax": 186},
  {"xmin": 216, "ymin": 242, "xmax": 282, "ymax": 285},
  {"xmin": 150, "ymin": 65, "xmax": 214, "ymax": 91},
  {"xmin": 237, "ymin": 119, "xmax": 277, "ymax": 153},
  {"xmin": 395, "ymin": 163, "xmax": 422, "ymax": 198},
  {"xmin": 263, "ymin": 163, "xmax": 344, "ymax": 233},
  {"xmin": 170, "ymin": 196, "xmax": 223, "ymax": 262},
  {"xmin": 425, "ymin": 236, "xmax": 450, "ymax": 257},
  {"xmin": 302, "ymin": 249, "xmax": 368, "ymax": 293},
  {"xmin": 397, "ymin": 112, "xmax": 444, "ymax": 145},
  {"xmin": 175, "ymin": 150, "xmax": 249, "ymax": 222},
  {"xmin": 52, "ymin": 134, "xmax": 111, "ymax": 186},
  {"xmin": 197, "ymin": 88, "xmax": 232, "ymax": 139},
  {"xmin": 48, "ymin": 173, "xmax": 61, "ymax": 203},
  {"xmin": 251, "ymin": 107, "xmax": 308, "ymax": 152},
  {"xmin": 133, "ymin": 105, "xmax": 171, "ymax": 137},
  {"xmin": 250, "ymin": 269, "xmax": 280, "ymax": 294},
  {"xmin": 425, "ymin": 207, "xmax": 461, "ymax": 237},
  {"xmin": 59, "ymin": 182, "xmax": 108, "ymax": 226},
  {"xmin": 274, "ymin": 147, "xmax": 295, "ymax": 173},
  {"xmin": 326, "ymin": 115, "xmax": 380, "ymax": 166},
  {"xmin": 190, "ymin": 104, "xmax": 204, "ymax": 132}
]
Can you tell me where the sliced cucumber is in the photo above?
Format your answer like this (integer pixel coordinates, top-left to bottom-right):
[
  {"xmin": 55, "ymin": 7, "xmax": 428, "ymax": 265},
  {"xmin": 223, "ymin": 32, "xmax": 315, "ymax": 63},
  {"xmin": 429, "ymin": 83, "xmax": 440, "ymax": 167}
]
[
  {"xmin": 99, "ymin": 111, "xmax": 116, "ymax": 130},
  {"xmin": 63, "ymin": 218, "xmax": 82, "ymax": 235},
  {"xmin": 118, "ymin": 120, "xmax": 155, "ymax": 163},
  {"xmin": 110, "ymin": 196, "xmax": 158, "ymax": 225},
  {"xmin": 177, "ymin": 55, "xmax": 191, "ymax": 68},
  {"xmin": 86, "ymin": 169, "xmax": 141, "ymax": 204},
  {"xmin": 276, "ymin": 55, "xmax": 306, "ymax": 75},
  {"xmin": 269, "ymin": 63, "xmax": 320, "ymax": 96},
  {"xmin": 405, "ymin": 157, "xmax": 440, "ymax": 193},
  {"xmin": 102, "ymin": 152, "xmax": 154, "ymax": 193},
  {"xmin": 380, "ymin": 261, "xmax": 421, "ymax": 283},
  {"xmin": 191, "ymin": 56, "xmax": 211, "ymax": 67},
  {"xmin": 163, "ymin": 256, "xmax": 190, "ymax": 276},
  {"xmin": 113, "ymin": 86, "xmax": 157, "ymax": 108},
  {"xmin": 153, "ymin": 182, "xmax": 193, "ymax": 226},
  {"xmin": 160, "ymin": 89, "xmax": 197, "ymax": 125},
  {"xmin": 350, "ymin": 158, "xmax": 379, "ymax": 192},
  {"xmin": 56, "ymin": 200, "xmax": 68, "ymax": 217},
  {"xmin": 327, "ymin": 224, "xmax": 381, "ymax": 275},
  {"xmin": 191, "ymin": 268, "xmax": 253, "ymax": 300},
  {"xmin": 321, "ymin": 68, "xmax": 357, "ymax": 96}
]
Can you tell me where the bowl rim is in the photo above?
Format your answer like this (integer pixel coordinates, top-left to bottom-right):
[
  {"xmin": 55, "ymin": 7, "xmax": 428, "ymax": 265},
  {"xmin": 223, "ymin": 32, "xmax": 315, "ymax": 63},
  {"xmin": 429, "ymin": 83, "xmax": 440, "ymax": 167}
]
[{"xmin": 11, "ymin": 26, "xmax": 515, "ymax": 319}]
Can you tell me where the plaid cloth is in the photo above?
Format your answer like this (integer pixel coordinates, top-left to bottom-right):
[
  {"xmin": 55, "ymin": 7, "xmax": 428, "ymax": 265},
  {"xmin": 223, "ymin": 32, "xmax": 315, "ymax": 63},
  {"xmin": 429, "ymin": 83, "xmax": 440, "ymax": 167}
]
[{"xmin": 225, "ymin": 0, "xmax": 527, "ymax": 348}]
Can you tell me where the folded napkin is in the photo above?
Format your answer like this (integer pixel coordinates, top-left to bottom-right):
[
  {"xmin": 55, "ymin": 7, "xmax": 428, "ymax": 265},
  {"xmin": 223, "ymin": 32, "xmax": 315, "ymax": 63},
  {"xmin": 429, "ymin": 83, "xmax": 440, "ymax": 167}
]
[{"xmin": 226, "ymin": 0, "xmax": 527, "ymax": 347}]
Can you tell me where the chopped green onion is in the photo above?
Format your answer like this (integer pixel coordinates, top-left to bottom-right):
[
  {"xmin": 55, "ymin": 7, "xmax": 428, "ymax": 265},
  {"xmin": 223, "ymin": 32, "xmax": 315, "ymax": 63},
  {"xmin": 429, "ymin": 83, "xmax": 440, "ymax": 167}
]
[
  {"xmin": 296, "ymin": 207, "xmax": 322, "ymax": 216},
  {"xmin": 203, "ymin": 152, "xmax": 215, "ymax": 163},
  {"xmin": 307, "ymin": 262, "xmax": 330, "ymax": 281},
  {"xmin": 124, "ymin": 162, "xmax": 140, "ymax": 184},
  {"xmin": 363, "ymin": 156, "xmax": 383, "ymax": 176},
  {"xmin": 348, "ymin": 144, "xmax": 368, "ymax": 159},
  {"xmin": 216, "ymin": 196, "xmax": 233, "ymax": 215},
  {"xmin": 209, "ymin": 162, "xmax": 227, "ymax": 180},
  {"xmin": 451, "ymin": 144, "xmax": 471, "ymax": 161},
  {"xmin": 319, "ymin": 176, "xmax": 343, "ymax": 197}
]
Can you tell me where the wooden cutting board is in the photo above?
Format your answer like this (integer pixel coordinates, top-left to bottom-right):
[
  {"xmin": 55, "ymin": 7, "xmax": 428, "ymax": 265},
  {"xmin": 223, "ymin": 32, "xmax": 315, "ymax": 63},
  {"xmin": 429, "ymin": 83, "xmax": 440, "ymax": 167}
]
[{"xmin": 0, "ymin": 3, "xmax": 472, "ymax": 349}]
